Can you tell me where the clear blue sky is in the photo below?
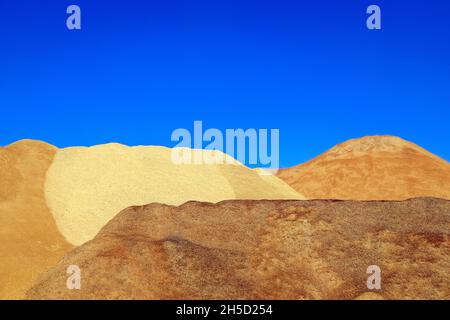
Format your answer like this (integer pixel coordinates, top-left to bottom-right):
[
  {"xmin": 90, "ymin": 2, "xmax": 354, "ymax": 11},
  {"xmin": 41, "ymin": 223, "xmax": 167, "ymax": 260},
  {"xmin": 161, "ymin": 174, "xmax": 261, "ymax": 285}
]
[{"xmin": 1, "ymin": 0, "xmax": 449, "ymax": 167}]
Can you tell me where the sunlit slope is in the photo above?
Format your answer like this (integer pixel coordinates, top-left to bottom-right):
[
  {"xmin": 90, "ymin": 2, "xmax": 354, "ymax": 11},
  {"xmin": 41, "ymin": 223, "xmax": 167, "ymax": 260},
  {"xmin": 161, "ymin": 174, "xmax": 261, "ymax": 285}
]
[{"xmin": 45, "ymin": 144, "xmax": 304, "ymax": 245}]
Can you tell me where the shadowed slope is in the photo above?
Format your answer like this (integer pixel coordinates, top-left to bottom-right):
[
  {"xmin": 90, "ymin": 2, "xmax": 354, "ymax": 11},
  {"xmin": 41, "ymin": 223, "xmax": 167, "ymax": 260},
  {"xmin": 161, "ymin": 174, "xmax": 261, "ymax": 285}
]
[{"xmin": 0, "ymin": 140, "xmax": 73, "ymax": 299}]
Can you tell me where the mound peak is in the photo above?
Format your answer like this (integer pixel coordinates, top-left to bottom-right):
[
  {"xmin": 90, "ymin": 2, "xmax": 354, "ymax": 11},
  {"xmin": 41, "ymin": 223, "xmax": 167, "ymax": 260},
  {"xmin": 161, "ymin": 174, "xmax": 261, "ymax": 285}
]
[
  {"xmin": 6, "ymin": 139, "xmax": 57, "ymax": 150},
  {"xmin": 329, "ymin": 135, "xmax": 414, "ymax": 155},
  {"xmin": 324, "ymin": 135, "xmax": 445, "ymax": 163}
]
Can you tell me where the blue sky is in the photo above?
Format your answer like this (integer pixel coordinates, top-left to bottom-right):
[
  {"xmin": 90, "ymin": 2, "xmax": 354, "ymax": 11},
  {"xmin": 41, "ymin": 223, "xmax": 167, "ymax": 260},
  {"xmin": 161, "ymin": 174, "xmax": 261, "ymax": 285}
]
[{"xmin": 1, "ymin": 0, "xmax": 449, "ymax": 167}]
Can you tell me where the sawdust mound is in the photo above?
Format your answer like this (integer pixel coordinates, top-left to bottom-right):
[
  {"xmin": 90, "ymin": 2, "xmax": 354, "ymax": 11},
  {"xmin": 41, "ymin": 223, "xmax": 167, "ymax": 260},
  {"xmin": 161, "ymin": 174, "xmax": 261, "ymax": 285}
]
[
  {"xmin": 45, "ymin": 144, "xmax": 304, "ymax": 245},
  {"xmin": 0, "ymin": 140, "xmax": 73, "ymax": 299},
  {"xmin": 277, "ymin": 136, "xmax": 450, "ymax": 200},
  {"xmin": 26, "ymin": 198, "xmax": 450, "ymax": 300}
]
